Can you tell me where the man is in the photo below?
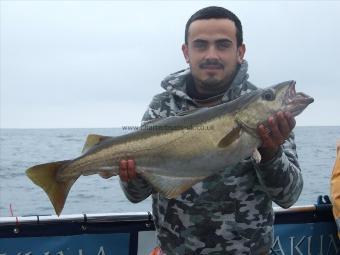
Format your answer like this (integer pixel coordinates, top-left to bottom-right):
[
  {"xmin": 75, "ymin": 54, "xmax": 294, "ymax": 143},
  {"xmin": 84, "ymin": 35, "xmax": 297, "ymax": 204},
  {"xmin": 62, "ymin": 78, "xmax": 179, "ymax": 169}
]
[
  {"xmin": 107, "ymin": 6, "xmax": 303, "ymax": 254},
  {"xmin": 331, "ymin": 141, "xmax": 340, "ymax": 238}
]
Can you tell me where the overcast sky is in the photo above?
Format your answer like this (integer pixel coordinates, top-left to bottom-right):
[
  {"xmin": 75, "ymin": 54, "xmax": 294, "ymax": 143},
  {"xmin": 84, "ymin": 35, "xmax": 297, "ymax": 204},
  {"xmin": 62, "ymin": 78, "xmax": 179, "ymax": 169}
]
[{"xmin": 1, "ymin": 1, "xmax": 339, "ymax": 128}]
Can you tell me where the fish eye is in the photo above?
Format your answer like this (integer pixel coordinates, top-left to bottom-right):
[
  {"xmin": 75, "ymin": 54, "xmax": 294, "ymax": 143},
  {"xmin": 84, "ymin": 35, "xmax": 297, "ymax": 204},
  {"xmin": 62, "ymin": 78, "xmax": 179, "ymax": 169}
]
[{"xmin": 262, "ymin": 90, "xmax": 275, "ymax": 101}]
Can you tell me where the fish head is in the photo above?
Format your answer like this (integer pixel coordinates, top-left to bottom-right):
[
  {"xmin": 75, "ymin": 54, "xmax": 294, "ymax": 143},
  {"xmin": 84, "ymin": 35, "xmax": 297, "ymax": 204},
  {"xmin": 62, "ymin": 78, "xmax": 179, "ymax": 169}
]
[{"xmin": 236, "ymin": 80, "xmax": 314, "ymax": 131}]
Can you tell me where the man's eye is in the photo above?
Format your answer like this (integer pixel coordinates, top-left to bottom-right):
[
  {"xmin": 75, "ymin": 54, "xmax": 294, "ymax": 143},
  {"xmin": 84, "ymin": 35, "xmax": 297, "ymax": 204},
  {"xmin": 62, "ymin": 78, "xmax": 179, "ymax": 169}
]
[
  {"xmin": 217, "ymin": 42, "xmax": 231, "ymax": 49},
  {"xmin": 193, "ymin": 42, "xmax": 207, "ymax": 49}
]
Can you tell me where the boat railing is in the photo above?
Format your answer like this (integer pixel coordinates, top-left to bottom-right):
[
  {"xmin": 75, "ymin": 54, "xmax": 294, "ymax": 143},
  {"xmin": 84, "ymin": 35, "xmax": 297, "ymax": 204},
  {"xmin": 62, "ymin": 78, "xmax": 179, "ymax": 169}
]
[
  {"xmin": 0, "ymin": 199, "xmax": 339, "ymax": 254},
  {"xmin": 0, "ymin": 202, "xmax": 333, "ymax": 226},
  {"xmin": 0, "ymin": 211, "xmax": 153, "ymax": 226}
]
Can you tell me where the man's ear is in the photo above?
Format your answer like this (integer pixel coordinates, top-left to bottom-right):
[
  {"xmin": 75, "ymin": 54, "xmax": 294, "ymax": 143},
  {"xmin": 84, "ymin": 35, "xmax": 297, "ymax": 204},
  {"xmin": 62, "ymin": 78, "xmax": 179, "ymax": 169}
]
[
  {"xmin": 182, "ymin": 44, "xmax": 190, "ymax": 63},
  {"xmin": 237, "ymin": 44, "xmax": 246, "ymax": 64}
]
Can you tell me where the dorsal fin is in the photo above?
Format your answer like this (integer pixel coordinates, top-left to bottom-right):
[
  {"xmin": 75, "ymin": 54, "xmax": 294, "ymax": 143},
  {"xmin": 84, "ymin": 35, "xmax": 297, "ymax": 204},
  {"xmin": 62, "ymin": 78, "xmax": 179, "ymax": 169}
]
[
  {"xmin": 143, "ymin": 117, "xmax": 163, "ymax": 124},
  {"xmin": 140, "ymin": 109, "xmax": 207, "ymax": 131},
  {"xmin": 82, "ymin": 134, "xmax": 112, "ymax": 154},
  {"xmin": 176, "ymin": 108, "xmax": 206, "ymax": 116}
]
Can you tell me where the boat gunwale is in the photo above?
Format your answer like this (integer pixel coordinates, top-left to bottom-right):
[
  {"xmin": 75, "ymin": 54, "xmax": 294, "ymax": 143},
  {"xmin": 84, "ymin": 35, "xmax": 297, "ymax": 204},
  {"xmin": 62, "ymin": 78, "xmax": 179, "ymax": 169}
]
[{"xmin": 0, "ymin": 204, "xmax": 333, "ymax": 225}]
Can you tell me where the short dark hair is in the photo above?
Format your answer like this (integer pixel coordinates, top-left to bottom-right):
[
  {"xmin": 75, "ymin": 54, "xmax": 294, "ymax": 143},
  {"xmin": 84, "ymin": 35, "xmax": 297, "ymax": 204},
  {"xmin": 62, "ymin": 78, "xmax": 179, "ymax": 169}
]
[{"xmin": 185, "ymin": 6, "xmax": 243, "ymax": 47}]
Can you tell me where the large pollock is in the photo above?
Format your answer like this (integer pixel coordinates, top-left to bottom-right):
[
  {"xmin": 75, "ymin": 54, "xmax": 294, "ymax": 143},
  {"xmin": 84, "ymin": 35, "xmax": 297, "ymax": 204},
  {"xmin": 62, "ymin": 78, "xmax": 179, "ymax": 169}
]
[{"xmin": 26, "ymin": 81, "xmax": 313, "ymax": 215}]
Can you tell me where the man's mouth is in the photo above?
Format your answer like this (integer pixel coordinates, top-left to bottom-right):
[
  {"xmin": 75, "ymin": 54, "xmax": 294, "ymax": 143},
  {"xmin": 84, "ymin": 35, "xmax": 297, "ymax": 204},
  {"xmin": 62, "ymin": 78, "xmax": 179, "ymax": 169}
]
[
  {"xmin": 199, "ymin": 61, "xmax": 224, "ymax": 70},
  {"xmin": 201, "ymin": 65, "xmax": 223, "ymax": 70}
]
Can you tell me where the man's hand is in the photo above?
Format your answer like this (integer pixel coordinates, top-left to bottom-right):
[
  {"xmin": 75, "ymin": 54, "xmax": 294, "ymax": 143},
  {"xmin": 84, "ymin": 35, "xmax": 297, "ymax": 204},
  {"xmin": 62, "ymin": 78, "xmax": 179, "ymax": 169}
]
[
  {"xmin": 257, "ymin": 111, "xmax": 296, "ymax": 162},
  {"xmin": 98, "ymin": 159, "xmax": 137, "ymax": 181},
  {"xmin": 119, "ymin": 159, "xmax": 137, "ymax": 182}
]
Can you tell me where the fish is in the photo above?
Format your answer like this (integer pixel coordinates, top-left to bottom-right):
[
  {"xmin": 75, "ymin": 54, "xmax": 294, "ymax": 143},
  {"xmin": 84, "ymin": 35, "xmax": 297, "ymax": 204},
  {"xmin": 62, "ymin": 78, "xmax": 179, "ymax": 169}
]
[{"xmin": 26, "ymin": 80, "xmax": 314, "ymax": 215}]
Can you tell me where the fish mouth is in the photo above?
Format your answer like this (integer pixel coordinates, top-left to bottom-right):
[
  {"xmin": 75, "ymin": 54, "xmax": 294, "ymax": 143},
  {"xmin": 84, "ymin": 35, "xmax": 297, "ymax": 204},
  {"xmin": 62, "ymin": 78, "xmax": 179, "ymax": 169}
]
[{"xmin": 285, "ymin": 81, "xmax": 314, "ymax": 117}]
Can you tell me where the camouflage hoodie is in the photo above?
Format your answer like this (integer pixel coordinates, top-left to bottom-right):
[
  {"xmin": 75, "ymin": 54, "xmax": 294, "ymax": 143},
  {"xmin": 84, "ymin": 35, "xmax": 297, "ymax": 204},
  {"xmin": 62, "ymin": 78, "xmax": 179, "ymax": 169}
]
[{"xmin": 120, "ymin": 61, "xmax": 303, "ymax": 254}]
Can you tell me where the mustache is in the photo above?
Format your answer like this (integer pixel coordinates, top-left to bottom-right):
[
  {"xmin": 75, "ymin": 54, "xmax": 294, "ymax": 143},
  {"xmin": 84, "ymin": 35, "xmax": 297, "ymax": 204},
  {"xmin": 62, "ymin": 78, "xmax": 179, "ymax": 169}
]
[{"xmin": 199, "ymin": 60, "xmax": 224, "ymax": 69}]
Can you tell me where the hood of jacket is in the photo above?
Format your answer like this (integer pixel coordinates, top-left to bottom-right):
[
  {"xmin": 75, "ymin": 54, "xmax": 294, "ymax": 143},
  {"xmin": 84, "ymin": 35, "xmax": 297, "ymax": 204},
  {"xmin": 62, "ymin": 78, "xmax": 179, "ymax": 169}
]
[{"xmin": 160, "ymin": 60, "xmax": 252, "ymax": 103}]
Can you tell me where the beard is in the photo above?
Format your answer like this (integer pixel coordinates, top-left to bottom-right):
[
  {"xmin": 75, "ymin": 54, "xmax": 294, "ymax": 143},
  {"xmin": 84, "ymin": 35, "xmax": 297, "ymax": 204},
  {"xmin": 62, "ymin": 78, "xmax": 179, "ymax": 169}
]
[
  {"xmin": 201, "ymin": 76, "xmax": 226, "ymax": 87},
  {"xmin": 197, "ymin": 61, "xmax": 239, "ymax": 88},
  {"xmin": 198, "ymin": 70, "xmax": 236, "ymax": 92}
]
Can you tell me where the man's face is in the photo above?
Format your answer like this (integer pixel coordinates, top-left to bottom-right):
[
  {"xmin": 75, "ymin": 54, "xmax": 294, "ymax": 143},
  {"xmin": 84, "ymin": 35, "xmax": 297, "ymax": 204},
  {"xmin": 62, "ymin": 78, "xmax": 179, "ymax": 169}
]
[{"xmin": 182, "ymin": 19, "xmax": 245, "ymax": 89}]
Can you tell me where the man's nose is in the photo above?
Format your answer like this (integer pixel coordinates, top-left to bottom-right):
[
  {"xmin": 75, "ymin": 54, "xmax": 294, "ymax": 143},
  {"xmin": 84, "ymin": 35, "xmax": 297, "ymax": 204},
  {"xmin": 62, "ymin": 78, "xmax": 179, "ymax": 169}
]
[{"xmin": 205, "ymin": 45, "xmax": 219, "ymax": 60}]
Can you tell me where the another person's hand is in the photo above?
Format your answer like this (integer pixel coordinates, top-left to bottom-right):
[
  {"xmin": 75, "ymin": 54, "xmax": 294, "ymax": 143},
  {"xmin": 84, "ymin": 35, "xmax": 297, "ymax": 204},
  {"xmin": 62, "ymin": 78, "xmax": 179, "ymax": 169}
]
[
  {"xmin": 257, "ymin": 111, "xmax": 296, "ymax": 162},
  {"xmin": 98, "ymin": 159, "xmax": 137, "ymax": 181}
]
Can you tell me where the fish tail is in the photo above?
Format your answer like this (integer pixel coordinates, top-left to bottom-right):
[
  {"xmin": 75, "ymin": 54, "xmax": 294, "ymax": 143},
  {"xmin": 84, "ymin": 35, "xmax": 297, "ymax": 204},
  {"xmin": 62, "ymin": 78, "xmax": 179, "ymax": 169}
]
[{"xmin": 26, "ymin": 160, "xmax": 76, "ymax": 216}]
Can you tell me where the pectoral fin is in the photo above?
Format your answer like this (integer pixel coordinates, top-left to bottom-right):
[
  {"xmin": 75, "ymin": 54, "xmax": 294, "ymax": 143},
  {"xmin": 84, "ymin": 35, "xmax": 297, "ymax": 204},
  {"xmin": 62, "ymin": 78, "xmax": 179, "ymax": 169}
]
[
  {"xmin": 82, "ymin": 134, "xmax": 112, "ymax": 154},
  {"xmin": 218, "ymin": 126, "xmax": 242, "ymax": 148},
  {"xmin": 141, "ymin": 171, "xmax": 206, "ymax": 198}
]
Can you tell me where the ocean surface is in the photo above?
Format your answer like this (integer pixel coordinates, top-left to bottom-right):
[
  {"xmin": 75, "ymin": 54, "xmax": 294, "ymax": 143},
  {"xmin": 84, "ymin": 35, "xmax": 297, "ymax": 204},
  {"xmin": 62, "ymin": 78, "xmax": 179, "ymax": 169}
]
[{"xmin": 0, "ymin": 126, "xmax": 339, "ymax": 217}]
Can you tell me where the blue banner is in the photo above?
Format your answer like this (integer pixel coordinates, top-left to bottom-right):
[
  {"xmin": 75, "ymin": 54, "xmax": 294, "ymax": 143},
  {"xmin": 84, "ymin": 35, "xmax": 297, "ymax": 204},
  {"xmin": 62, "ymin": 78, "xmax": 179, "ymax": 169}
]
[
  {"xmin": 273, "ymin": 222, "xmax": 340, "ymax": 254},
  {"xmin": 1, "ymin": 220, "xmax": 340, "ymax": 254},
  {"xmin": 0, "ymin": 233, "xmax": 130, "ymax": 255}
]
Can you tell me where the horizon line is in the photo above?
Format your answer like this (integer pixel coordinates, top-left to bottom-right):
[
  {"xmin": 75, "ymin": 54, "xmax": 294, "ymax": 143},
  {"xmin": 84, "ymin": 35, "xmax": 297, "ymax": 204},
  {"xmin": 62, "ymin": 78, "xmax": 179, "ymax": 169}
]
[{"xmin": 1, "ymin": 125, "xmax": 339, "ymax": 130}]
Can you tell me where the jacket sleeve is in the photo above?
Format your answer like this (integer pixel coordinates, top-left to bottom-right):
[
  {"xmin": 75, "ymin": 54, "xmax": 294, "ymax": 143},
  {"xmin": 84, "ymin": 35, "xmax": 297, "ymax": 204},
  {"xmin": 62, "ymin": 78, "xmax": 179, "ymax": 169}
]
[
  {"xmin": 253, "ymin": 132, "xmax": 303, "ymax": 208},
  {"xmin": 330, "ymin": 141, "xmax": 340, "ymax": 238},
  {"xmin": 119, "ymin": 94, "xmax": 165, "ymax": 203}
]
